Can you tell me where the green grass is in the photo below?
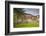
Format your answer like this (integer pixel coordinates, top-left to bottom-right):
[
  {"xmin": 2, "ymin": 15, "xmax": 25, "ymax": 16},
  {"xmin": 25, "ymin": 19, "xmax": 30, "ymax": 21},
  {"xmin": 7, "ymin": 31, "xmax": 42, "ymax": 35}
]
[{"xmin": 14, "ymin": 21, "xmax": 39, "ymax": 28}]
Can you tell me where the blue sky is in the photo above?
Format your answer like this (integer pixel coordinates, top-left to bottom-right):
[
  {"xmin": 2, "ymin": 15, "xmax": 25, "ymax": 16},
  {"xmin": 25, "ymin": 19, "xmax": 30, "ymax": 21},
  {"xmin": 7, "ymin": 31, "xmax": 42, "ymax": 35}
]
[{"xmin": 23, "ymin": 8, "xmax": 39, "ymax": 16}]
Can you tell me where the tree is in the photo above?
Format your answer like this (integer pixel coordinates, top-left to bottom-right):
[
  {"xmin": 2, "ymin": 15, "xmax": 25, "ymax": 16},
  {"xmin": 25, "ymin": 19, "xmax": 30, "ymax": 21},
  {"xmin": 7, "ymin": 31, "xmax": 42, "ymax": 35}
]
[{"xmin": 13, "ymin": 8, "xmax": 25, "ymax": 24}]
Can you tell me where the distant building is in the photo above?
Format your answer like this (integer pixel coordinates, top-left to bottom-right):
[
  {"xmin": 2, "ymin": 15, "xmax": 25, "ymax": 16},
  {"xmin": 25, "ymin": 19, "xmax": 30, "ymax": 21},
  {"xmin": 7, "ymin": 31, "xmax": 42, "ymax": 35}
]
[{"xmin": 15, "ymin": 13, "xmax": 39, "ymax": 24}]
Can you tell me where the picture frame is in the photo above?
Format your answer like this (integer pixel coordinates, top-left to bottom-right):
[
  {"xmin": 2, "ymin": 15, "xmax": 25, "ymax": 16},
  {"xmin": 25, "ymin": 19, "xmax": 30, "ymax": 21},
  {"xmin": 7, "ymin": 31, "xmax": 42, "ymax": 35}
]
[{"xmin": 5, "ymin": 1, "xmax": 45, "ymax": 35}]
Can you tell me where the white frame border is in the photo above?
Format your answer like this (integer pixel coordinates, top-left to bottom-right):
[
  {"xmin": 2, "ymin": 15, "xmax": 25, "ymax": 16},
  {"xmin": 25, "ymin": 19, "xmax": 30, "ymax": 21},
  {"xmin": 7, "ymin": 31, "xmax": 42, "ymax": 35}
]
[{"xmin": 10, "ymin": 4, "xmax": 43, "ymax": 32}]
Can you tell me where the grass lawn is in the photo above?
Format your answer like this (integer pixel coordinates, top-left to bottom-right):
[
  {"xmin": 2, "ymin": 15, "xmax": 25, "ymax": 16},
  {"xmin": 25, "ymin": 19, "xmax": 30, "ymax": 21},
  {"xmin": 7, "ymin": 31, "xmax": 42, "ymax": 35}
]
[{"xmin": 14, "ymin": 21, "xmax": 39, "ymax": 28}]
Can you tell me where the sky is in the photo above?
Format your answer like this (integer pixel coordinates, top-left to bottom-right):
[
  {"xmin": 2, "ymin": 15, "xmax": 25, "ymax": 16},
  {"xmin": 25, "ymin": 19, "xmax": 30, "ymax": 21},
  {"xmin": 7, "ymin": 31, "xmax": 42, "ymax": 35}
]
[{"xmin": 23, "ymin": 8, "xmax": 39, "ymax": 16}]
